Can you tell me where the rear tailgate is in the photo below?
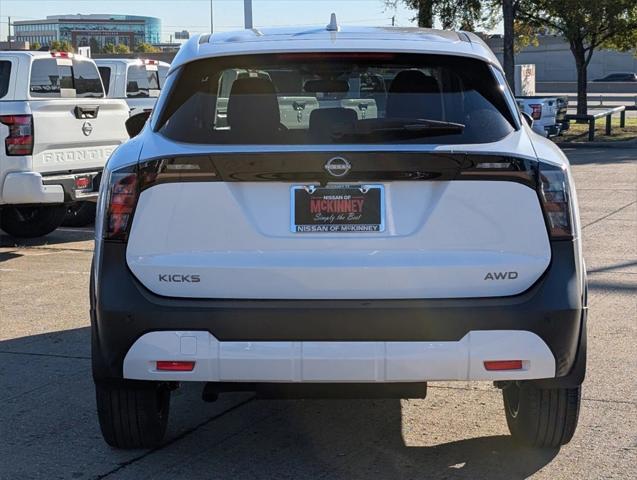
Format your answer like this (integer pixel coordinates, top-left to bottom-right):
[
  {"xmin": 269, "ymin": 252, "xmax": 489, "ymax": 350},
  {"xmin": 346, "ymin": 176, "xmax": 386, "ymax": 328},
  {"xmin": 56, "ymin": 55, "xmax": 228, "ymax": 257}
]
[
  {"xmin": 126, "ymin": 150, "xmax": 551, "ymax": 300},
  {"xmin": 30, "ymin": 99, "xmax": 128, "ymax": 173},
  {"xmin": 27, "ymin": 55, "xmax": 128, "ymax": 174}
]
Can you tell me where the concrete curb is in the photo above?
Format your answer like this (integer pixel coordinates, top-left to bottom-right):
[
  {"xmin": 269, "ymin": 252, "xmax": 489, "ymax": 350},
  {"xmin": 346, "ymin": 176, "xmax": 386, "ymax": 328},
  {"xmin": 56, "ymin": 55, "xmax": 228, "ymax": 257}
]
[{"xmin": 554, "ymin": 139, "xmax": 637, "ymax": 149}]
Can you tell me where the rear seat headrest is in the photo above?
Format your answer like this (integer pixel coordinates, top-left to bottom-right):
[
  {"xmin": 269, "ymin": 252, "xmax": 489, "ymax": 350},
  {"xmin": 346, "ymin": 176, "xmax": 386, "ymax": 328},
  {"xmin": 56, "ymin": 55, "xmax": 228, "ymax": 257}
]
[{"xmin": 227, "ymin": 77, "xmax": 280, "ymax": 132}]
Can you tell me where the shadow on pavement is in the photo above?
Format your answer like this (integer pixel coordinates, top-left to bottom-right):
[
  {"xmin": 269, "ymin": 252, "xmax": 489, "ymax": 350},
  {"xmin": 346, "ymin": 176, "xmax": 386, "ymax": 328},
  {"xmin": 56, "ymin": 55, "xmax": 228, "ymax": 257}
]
[
  {"xmin": 0, "ymin": 249, "xmax": 22, "ymax": 263},
  {"xmin": 587, "ymin": 260, "xmax": 637, "ymax": 274},
  {"xmin": 588, "ymin": 279, "xmax": 637, "ymax": 292},
  {"xmin": 0, "ymin": 227, "xmax": 94, "ymax": 248},
  {"xmin": 561, "ymin": 146, "xmax": 637, "ymax": 165},
  {"xmin": 0, "ymin": 327, "xmax": 559, "ymax": 480}
]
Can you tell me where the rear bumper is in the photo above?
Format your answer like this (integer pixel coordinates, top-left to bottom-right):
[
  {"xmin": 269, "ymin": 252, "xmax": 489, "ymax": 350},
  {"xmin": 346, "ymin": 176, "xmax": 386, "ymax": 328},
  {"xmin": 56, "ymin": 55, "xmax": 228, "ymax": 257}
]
[
  {"xmin": 42, "ymin": 171, "xmax": 102, "ymax": 203},
  {"xmin": 92, "ymin": 241, "xmax": 586, "ymax": 384},
  {"xmin": 2, "ymin": 171, "xmax": 64, "ymax": 204},
  {"xmin": 1, "ymin": 170, "xmax": 102, "ymax": 205},
  {"xmin": 123, "ymin": 330, "xmax": 556, "ymax": 382}
]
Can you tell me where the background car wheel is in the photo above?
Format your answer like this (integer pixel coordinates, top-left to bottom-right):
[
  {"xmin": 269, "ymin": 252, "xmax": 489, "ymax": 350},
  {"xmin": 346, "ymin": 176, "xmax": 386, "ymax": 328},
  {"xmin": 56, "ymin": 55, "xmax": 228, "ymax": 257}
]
[
  {"xmin": 95, "ymin": 381, "xmax": 170, "ymax": 449},
  {"xmin": 0, "ymin": 205, "xmax": 67, "ymax": 238},
  {"xmin": 62, "ymin": 202, "xmax": 96, "ymax": 227},
  {"xmin": 503, "ymin": 381, "xmax": 581, "ymax": 448}
]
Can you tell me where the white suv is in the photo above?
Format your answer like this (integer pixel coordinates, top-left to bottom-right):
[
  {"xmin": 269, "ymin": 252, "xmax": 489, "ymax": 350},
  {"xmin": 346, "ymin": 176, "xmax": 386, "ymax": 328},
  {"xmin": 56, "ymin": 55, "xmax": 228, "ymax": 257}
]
[
  {"xmin": 0, "ymin": 51, "xmax": 128, "ymax": 237},
  {"xmin": 91, "ymin": 24, "xmax": 587, "ymax": 449}
]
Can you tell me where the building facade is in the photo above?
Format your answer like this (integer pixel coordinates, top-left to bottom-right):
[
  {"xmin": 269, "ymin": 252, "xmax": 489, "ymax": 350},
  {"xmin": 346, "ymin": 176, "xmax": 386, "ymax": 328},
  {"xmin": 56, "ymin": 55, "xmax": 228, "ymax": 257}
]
[
  {"xmin": 13, "ymin": 14, "xmax": 161, "ymax": 49},
  {"xmin": 486, "ymin": 35, "xmax": 637, "ymax": 83}
]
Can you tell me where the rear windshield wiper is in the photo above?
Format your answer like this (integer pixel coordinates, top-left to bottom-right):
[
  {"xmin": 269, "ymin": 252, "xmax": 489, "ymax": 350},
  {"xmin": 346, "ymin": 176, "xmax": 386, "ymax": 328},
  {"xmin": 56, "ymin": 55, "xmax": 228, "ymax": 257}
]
[{"xmin": 332, "ymin": 118, "xmax": 465, "ymax": 139}]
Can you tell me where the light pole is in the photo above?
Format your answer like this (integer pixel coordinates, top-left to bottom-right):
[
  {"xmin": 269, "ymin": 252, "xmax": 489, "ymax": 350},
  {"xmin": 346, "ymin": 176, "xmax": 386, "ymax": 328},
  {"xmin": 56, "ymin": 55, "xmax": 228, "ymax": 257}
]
[
  {"xmin": 244, "ymin": 0, "xmax": 253, "ymax": 29},
  {"xmin": 210, "ymin": 0, "xmax": 214, "ymax": 33}
]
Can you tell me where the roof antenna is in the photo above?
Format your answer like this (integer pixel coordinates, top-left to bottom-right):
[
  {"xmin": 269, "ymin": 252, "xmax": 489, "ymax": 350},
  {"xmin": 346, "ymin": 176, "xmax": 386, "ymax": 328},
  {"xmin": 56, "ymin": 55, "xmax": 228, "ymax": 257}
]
[{"xmin": 326, "ymin": 13, "xmax": 339, "ymax": 32}]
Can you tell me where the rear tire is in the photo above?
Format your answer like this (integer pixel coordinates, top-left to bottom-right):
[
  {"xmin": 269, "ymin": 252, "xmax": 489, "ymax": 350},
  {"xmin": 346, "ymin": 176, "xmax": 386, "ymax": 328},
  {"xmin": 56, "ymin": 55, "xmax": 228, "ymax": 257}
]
[
  {"xmin": 503, "ymin": 382, "xmax": 581, "ymax": 448},
  {"xmin": 0, "ymin": 205, "xmax": 67, "ymax": 238},
  {"xmin": 95, "ymin": 381, "xmax": 170, "ymax": 449},
  {"xmin": 62, "ymin": 202, "xmax": 96, "ymax": 227}
]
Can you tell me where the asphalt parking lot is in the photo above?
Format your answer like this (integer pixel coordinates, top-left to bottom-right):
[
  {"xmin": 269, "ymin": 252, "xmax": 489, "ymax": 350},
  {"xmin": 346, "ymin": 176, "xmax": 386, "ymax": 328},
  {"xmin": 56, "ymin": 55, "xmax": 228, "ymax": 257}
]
[{"xmin": 1, "ymin": 146, "xmax": 635, "ymax": 480}]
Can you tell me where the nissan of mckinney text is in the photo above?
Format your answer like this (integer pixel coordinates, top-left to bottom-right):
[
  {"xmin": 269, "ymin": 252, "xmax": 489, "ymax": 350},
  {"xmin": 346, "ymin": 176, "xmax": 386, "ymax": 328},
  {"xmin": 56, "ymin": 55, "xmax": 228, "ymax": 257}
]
[{"xmin": 91, "ymin": 21, "xmax": 587, "ymax": 449}]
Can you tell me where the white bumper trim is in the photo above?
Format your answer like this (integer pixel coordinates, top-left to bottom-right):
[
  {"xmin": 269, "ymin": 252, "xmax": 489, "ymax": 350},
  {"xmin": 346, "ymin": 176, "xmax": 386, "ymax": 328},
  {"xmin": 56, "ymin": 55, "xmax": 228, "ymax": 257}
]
[
  {"xmin": 123, "ymin": 330, "xmax": 556, "ymax": 382},
  {"xmin": 2, "ymin": 172, "xmax": 64, "ymax": 204}
]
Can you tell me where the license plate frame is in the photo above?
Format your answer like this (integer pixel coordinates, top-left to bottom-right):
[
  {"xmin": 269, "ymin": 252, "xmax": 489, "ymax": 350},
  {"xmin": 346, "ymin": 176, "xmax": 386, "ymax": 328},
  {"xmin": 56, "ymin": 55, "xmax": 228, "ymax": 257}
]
[{"xmin": 290, "ymin": 184, "xmax": 385, "ymax": 233}]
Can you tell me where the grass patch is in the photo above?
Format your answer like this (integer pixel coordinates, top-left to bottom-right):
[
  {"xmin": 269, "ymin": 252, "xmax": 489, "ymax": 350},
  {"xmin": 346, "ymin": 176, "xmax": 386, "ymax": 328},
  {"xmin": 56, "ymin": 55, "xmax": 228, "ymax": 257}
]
[{"xmin": 559, "ymin": 116, "xmax": 637, "ymax": 143}]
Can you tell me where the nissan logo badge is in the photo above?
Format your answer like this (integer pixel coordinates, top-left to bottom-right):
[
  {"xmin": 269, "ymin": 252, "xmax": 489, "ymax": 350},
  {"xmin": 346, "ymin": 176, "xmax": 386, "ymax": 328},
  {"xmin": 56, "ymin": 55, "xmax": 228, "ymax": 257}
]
[
  {"xmin": 324, "ymin": 157, "xmax": 351, "ymax": 177},
  {"xmin": 82, "ymin": 121, "xmax": 93, "ymax": 136}
]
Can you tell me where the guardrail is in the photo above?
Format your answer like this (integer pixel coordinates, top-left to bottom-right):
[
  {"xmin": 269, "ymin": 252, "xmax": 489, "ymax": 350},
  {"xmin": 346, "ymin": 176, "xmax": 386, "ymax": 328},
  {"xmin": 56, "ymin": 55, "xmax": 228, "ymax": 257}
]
[{"xmin": 564, "ymin": 106, "xmax": 626, "ymax": 141}]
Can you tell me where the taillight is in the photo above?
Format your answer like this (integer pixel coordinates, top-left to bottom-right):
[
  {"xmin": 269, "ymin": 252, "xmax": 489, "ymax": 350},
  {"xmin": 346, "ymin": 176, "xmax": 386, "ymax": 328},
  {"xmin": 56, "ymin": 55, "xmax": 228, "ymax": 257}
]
[
  {"xmin": 529, "ymin": 104, "xmax": 542, "ymax": 120},
  {"xmin": 51, "ymin": 51, "xmax": 73, "ymax": 58},
  {"xmin": 104, "ymin": 165, "xmax": 138, "ymax": 242},
  {"xmin": 0, "ymin": 115, "xmax": 34, "ymax": 156},
  {"xmin": 102, "ymin": 157, "xmax": 219, "ymax": 241},
  {"xmin": 539, "ymin": 163, "xmax": 573, "ymax": 240}
]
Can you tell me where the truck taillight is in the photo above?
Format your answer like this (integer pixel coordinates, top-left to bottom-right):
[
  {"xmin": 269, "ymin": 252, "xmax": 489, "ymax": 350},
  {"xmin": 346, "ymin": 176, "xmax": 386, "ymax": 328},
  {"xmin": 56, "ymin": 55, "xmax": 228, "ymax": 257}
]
[
  {"xmin": 51, "ymin": 51, "xmax": 73, "ymax": 58},
  {"xmin": 529, "ymin": 104, "xmax": 542, "ymax": 120},
  {"xmin": 0, "ymin": 115, "xmax": 34, "ymax": 156},
  {"xmin": 539, "ymin": 163, "xmax": 573, "ymax": 240},
  {"xmin": 104, "ymin": 166, "xmax": 139, "ymax": 242}
]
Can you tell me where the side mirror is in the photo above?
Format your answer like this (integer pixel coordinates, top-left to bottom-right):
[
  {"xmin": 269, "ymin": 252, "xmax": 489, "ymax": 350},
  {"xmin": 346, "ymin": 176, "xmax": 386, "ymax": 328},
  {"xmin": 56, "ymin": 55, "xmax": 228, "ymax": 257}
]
[
  {"xmin": 521, "ymin": 112, "xmax": 534, "ymax": 128},
  {"xmin": 125, "ymin": 110, "xmax": 151, "ymax": 138}
]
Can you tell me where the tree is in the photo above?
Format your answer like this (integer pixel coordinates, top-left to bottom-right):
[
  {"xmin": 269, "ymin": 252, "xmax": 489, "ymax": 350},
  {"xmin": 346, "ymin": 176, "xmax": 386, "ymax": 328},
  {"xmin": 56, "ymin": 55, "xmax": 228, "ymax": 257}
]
[
  {"xmin": 434, "ymin": 0, "xmax": 484, "ymax": 30},
  {"xmin": 89, "ymin": 37, "xmax": 101, "ymax": 54},
  {"xmin": 135, "ymin": 42, "xmax": 160, "ymax": 53},
  {"xmin": 30, "ymin": 42, "xmax": 41, "ymax": 51},
  {"xmin": 519, "ymin": 0, "xmax": 637, "ymax": 115},
  {"xmin": 501, "ymin": 0, "xmax": 517, "ymax": 89},
  {"xmin": 49, "ymin": 40, "xmax": 74, "ymax": 53},
  {"xmin": 385, "ymin": 0, "xmax": 492, "ymax": 31},
  {"xmin": 102, "ymin": 43, "xmax": 116, "ymax": 54},
  {"xmin": 114, "ymin": 43, "xmax": 130, "ymax": 54},
  {"xmin": 386, "ymin": 0, "xmax": 434, "ymax": 27}
]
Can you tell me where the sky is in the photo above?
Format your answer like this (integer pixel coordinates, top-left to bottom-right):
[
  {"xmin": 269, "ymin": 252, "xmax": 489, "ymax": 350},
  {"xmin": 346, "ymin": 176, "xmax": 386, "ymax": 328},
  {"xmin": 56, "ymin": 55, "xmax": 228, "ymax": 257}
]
[
  {"xmin": 1, "ymin": 0, "xmax": 424, "ymax": 42},
  {"xmin": 1, "ymin": 0, "xmax": 504, "ymax": 42}
]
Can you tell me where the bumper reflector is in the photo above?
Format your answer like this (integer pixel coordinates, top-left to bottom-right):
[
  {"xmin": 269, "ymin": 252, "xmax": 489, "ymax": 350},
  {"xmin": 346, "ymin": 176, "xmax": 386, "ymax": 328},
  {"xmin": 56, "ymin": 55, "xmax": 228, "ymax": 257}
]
[
  {"xmin": 74, "ymin": 176, "xmax": 91, "ymax": 190},
  {"xmin": 483, "ymin": 360, "xmax": 523, "ymax": 371},
  {"xmin": 156, "ymin": 361, "xmax": 195, "ymax": 372}
]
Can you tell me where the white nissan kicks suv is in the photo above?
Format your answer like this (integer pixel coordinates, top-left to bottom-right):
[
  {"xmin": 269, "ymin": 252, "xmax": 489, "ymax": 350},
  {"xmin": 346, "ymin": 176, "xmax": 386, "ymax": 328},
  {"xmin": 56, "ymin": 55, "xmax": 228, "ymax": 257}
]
[{"xmin": 91, "ymin": 24, "xmax": 587, "ymax": 449}]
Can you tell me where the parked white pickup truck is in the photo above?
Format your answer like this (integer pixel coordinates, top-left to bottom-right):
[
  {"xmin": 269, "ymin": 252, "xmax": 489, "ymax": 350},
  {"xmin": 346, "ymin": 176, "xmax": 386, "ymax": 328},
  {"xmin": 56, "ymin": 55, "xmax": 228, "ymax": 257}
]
[
  {"xmin": 95, "ymin": 58, "xmax": 169, "ymax": 115},
  {"xmin": 0, "ymin": 51, "xmax": 128, "ymax": 237},
  {"xmin": 516, "ymin": 96, "xmax": 569, "ymax": 137}
]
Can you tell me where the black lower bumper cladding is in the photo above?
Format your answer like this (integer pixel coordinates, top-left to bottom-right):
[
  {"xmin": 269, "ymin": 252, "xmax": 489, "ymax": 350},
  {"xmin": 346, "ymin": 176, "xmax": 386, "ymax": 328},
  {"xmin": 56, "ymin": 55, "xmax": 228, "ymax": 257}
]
[{"xmin": 91, "ymin": 241, "xmax": 586, "ymax": 386}]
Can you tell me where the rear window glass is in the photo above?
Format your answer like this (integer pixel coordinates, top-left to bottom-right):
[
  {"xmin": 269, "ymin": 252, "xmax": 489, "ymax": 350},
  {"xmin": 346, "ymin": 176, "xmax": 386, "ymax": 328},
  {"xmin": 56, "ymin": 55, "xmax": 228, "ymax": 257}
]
[
  {"xmin": 30, "ymin": 58, "xmax": 73, "ymax": 97},
  {"xmin": 126, "ymin": 65, "xmax": 160, "ymax": 98},
  {"xmin": 72, "ymin": 59, "xmax": 104, "ymax": 98},
  {"xmin": 159, "ymin": 65, "xmax": 169, "ymax": 85},
  {"xmin": 29, "ymin": 57, "xmax": 103, "ymax": 98},
  {"xmin": 0, "ymin": 61, "xmax": 11, "ymax": 99},
  {"xmin": 158, "ymin": 53, "xmax": 516, "ymax": 145},
  {"xmin": 98, "ymin": 66, "xmax": 111, "ymax": 95}
]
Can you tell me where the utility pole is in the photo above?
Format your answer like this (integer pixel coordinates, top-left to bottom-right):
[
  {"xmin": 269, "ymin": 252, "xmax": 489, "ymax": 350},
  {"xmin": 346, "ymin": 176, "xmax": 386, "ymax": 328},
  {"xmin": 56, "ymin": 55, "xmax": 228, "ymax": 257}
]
[
  {"xmin": 244, "ymin": 0, "xmax": 253, "ymax": 29},
  {"xmin": 8, "ymin": 16, "xmax": 11, "ymax": 48},
  {"xmin": 210, "ymin": 0, "xmax": 214, "ymax": 34},
  {"xmin": 392, "ymin": 15, "xmax": 395, "ymax": 27}
]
